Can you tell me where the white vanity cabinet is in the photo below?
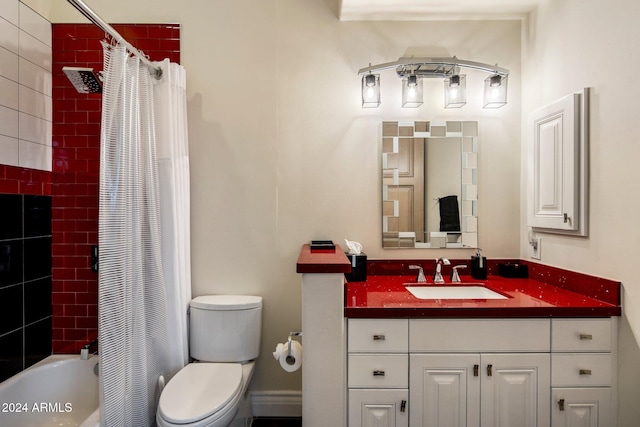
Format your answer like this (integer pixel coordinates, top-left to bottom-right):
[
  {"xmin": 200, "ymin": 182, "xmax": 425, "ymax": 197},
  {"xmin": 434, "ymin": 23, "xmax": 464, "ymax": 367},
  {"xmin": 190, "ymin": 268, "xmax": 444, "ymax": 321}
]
[
  {"xmin": 346, "ymin": 317, "xmax": 616, "ymax": 427},
  {"xmin": 409, "ymin": 319, "xmax": 551, "ymax": 427},
  {"xmin": 550, "ymin": 318, "xmax": 615, "ymax": 427},
  {"xmin": 347, "ymin": 319, "xmax": 409, "ymax": 427}
]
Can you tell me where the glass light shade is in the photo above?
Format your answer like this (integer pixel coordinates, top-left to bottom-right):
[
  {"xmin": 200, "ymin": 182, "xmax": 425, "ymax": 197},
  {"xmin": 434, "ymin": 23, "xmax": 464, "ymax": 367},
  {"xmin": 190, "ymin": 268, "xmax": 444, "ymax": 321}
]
[
  {"xmin": 362, "ymin": 74, "xmax": 381, "ymax": 108},
  {"xmin": 483, "ymin": 74, "xmax": 508, "ymax": 108},
  {"xmin": 402, "ymin": 76, "xmax": 423, "ymax": 108},
  {"xmin": 444, "ymin": 74, "xmax": 466, "ymax": 108}
]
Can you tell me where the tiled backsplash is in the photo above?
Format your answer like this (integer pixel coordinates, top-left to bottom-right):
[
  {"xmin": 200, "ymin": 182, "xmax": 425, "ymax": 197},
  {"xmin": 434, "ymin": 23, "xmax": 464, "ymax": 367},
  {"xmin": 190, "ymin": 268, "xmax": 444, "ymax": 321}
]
[{"xmin": 0, "ymin": 194, "xmax": 52, "ymax": 382}]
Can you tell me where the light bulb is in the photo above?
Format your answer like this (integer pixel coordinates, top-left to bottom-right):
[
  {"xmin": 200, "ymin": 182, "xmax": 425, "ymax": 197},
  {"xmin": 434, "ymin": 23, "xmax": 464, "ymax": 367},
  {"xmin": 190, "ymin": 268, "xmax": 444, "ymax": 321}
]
[{"xmin": 366, "ymin": 86, "xmax": 375, "ymax": 99}]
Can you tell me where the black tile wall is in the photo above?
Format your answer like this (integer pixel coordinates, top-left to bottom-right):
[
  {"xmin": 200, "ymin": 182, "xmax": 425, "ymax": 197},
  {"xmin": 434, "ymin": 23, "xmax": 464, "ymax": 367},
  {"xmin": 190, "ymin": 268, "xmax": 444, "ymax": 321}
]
[{"xmin": 0, "ymin": 194, "xmax": 52, "ymax": 383}]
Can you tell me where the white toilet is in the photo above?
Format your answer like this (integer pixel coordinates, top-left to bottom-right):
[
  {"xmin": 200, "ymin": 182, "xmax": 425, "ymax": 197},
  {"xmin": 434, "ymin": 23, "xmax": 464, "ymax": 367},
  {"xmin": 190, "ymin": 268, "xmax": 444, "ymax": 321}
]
[{"xmin": 157, "ymin": 295, "xmax": 262, "ymax": 427}]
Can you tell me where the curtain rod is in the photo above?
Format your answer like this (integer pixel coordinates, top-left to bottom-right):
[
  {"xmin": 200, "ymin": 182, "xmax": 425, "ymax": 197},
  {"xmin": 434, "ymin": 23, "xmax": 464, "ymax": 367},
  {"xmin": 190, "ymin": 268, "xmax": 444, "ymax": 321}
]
[{"xmin": 66, "ymin": 0, "xmax": 162, "ymax": 79}]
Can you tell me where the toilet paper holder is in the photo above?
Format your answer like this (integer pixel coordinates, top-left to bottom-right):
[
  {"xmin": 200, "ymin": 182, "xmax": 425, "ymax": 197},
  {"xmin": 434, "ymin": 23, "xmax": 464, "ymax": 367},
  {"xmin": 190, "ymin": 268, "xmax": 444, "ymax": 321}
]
[{"xmin": 287, "ymin": 331, "xmax": 302, "ymax": 363}]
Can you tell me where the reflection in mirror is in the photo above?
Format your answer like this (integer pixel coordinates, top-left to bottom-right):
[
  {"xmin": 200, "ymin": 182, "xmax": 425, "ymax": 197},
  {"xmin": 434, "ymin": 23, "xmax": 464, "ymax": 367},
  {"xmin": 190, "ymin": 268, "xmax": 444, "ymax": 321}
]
[{"xmin": 382, "ymin": 121, "xmax": 478, "ymax": 249}]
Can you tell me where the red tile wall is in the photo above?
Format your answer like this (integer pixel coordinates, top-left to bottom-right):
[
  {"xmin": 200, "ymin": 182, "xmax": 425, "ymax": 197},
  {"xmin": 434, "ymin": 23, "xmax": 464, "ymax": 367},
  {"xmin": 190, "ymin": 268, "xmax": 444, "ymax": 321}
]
[{"xmin": 51, "ymin": 23, "xmax": 180, "ymax": 353}]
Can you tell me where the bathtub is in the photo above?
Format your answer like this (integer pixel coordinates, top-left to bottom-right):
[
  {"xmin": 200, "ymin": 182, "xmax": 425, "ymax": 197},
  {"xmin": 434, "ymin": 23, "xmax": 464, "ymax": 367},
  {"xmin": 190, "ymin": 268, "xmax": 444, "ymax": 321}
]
[{"xmin": 0, "ymin": 354, "xmax": 99, "ymax": 427}]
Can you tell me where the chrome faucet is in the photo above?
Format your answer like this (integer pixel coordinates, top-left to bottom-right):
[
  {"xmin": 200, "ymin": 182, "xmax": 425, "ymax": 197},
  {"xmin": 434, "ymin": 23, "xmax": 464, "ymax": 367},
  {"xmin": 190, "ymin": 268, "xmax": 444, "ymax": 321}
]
[
  {"xmin": 451, "ymin": 265, "xmax": 467, "ymax": 282},
  {"xmin": 409, "ymin": 265, "xmax": 427, "ymax": 283},
  {"xmin": 433, "ymin": 257, "xmax": 450, "ymax": 283}
]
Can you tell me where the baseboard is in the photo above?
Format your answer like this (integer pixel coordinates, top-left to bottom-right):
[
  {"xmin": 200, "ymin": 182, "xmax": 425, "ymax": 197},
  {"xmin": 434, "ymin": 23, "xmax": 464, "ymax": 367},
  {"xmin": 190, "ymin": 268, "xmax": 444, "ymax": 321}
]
[{"xmin": 249, "ymin": 390, "xmax": 302, "ymax": 417}]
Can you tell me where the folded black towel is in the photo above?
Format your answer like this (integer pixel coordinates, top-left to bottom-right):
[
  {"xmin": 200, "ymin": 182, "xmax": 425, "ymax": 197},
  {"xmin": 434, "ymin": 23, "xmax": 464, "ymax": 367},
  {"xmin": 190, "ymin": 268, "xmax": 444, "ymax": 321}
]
[{"xmin": 439, "ymin": 195, "xmax": 461, "ymax": 232}]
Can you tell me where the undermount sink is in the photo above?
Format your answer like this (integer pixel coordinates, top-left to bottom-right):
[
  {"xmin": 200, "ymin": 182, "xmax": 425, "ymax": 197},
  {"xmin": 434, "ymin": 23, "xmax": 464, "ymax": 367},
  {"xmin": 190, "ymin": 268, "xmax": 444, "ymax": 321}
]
[{"xmin": 404, "ymin": 283, "xmax": 508, "ymax": 300}]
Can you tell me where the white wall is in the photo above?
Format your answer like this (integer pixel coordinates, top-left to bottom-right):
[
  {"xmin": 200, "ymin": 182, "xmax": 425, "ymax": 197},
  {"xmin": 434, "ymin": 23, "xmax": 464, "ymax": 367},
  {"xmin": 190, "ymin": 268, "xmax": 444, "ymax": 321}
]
[
  {"xmin": 521, "ymin": 0, "xmax": 640, "ymax": 424},
  {"xmin": 51, "ymin": 0, "xmax": 522, "ymax": 398}
]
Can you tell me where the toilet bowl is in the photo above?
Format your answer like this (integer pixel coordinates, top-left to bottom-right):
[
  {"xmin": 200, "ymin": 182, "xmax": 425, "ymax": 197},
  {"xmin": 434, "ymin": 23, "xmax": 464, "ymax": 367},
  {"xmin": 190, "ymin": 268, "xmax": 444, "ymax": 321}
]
[
  {"xmin": 156, "ymin": 362, "xmax": 255, "ymax": 427},
  {"xmin": 156, "ymin": 295, "xmax": 262, "ymax": 427}
]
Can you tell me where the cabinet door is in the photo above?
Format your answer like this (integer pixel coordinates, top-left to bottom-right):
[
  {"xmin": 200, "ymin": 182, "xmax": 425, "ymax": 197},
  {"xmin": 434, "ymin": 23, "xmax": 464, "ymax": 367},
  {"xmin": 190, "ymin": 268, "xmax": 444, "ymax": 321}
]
[
  {"xmin": 551, "ymin": 388, "xmax": 611, "ymax": 427},
  {"xmin": 481, "ymin": 353, "xmax": 550, "ymax": 427},
  {"xmin": 349, "ymin": 389, "xmax": 408, "ymax": 427},
  {"xmin": 410, "ymin": 354, "xmax": 480, "ymax": 427}
]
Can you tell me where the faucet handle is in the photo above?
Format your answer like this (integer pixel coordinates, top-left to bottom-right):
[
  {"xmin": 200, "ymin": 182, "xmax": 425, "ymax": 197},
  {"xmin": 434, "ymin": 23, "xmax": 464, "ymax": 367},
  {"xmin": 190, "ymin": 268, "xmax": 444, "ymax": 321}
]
[
  {"xmin": 409, "ymin": 265, "xmax": 427, "ymax": 283},
  {"xmin": 451, "ymin": 265, "xmax": 466, "ymax": 282}
]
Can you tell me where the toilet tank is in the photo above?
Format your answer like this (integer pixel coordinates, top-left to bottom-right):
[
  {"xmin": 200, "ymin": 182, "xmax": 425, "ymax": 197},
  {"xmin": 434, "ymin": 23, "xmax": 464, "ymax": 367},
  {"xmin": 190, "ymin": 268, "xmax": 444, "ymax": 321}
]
[{"xmin": 189, "ymin": 295, "xmax": 262, "ymax": 362}]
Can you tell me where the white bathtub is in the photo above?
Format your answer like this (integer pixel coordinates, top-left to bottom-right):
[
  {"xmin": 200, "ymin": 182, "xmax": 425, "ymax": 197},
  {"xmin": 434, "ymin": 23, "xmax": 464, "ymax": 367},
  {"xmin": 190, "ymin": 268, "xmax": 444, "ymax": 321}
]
[{"xmin": 0, "ymin": 354, "xmax": 99, "ymax": 427}]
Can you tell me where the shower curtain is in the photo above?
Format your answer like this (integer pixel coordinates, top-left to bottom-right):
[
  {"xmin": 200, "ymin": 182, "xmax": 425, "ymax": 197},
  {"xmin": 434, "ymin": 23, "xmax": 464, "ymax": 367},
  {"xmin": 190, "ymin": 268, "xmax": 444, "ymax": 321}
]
[{"xmin": 98, "ymin": 43, "xmax": 191, "ymax": 426}]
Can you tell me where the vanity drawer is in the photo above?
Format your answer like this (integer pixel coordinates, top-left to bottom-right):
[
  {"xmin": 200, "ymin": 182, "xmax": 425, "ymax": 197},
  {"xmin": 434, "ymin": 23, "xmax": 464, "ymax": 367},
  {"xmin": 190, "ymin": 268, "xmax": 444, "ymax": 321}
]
[
  {"xmin": 348, "ymin": 354, "xmax": 408, "ymax": 388},
  {"xmin": 551, "ymin": 318, "xmax": 612, "ymax": 352},
  {"xmin": 552, "ymin": 353, "xmax": 612, "ymax": 387},
  {"xmin": 409, "ymin": 319, "xmax": 550, "ymax": 352},
  {"xmin": 348, "ymin": 319, "xmax": 408, "ymax": 353}
]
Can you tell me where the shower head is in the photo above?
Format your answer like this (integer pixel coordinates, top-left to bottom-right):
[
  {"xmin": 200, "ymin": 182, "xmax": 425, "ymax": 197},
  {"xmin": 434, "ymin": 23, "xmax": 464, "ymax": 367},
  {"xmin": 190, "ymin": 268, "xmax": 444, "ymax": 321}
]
[{"xmin": 63, "ymin": 66, "xmax": 103, "ymax": 94}]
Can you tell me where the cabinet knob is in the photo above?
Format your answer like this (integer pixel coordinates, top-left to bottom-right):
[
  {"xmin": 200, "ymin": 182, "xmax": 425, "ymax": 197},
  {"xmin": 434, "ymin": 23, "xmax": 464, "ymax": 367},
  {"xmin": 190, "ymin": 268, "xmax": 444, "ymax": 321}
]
[
  {"xmin": 486, "ymin": 364, "xmax": 493, "ymax": 377},
  {"xmin": 558, "ymin": 399, "xmax": 565, "ymax": 411},
  {"xmin": 372, "ymin": 334, "xmax": 386, "ymax": 341},
  {"xmin": 400, "ymin": 400, "xmax": 407, "ymax": 413},
  {"xmin": 373, "ymin": 370, "xmax": 386, "ymax": 377},
  {"xmin": 473, "ymin": 364, "xmax": 479, "ymax": 377}
]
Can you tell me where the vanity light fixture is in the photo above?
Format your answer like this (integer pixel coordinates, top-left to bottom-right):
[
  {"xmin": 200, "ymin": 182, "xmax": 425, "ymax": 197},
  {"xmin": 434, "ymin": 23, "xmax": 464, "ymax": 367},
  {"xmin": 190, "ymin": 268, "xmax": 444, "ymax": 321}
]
[
  {"xmin": 444, "ymin": 74, "xmax": 466, "ymax": 108},
  {"xmin": 402, "ymin": 74, "xmax": 423, "ymax": 107},
  {"xmin": 358, "ymin": 56, "xmax": 509, "ymax": 109},
  {"xmin": 483, "ymin": 74, "xmax": 508, "ymax": 108},
  {"xmin": 361, "ymin": 72, "xmax": 381, "ymax": 108}
]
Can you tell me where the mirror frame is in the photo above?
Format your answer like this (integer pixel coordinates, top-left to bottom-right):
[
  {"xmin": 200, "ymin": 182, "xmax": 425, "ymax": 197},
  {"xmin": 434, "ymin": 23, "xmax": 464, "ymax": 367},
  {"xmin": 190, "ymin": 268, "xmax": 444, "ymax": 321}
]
[{"xmin": 381, "ymin": 120, "xmax": 479, "ymax": 249}]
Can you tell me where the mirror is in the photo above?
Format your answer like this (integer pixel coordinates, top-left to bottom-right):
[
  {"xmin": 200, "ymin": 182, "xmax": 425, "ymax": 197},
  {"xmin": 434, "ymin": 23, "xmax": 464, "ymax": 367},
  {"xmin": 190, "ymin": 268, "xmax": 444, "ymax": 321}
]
[{"xmin": 381, "ymin": 121, "xmax": 478, "ymax": 249}]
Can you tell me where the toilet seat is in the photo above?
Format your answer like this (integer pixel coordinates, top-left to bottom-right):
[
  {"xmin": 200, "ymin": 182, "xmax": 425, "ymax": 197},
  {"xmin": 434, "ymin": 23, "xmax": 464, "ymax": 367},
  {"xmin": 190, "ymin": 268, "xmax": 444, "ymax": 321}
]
[{"xmin": 157, "ymin": 363, "xmax": 243, "ymax": 426}]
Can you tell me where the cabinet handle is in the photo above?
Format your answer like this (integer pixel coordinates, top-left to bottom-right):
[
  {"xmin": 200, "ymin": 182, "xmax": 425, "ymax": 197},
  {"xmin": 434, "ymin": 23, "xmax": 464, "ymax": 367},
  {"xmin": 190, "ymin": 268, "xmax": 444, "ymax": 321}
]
[
  {"xmin": 473, "ymin": 364, "xmax": 479, "ymax": 377},
  {"xmin": 579, "ymin": 334, "xmax": 593, "ymax": 340},
  {"xmin": 373, "ymin": 370, "xmax": 386, "ymax": 377},
  {"xmin": 579, "ymin": 369, "xmax": 592, "ymax": 376},
  {"xmin": 486, "ymin": 364, "xmax": 493, "ymax": 377},
  {"xmin": 400, "ymin": 400, "xmax": 407, "ymax": 413},
  {"xmin": 558, "ymin": 399, "xmax": 565, "ymax": 411},
  {"xmin": 563, "ymin": 213, "xmax": 569, "ymax": 223},
  {"xmin": 372, "ymin": 334, "xmax": 386, "ymax": 341}
]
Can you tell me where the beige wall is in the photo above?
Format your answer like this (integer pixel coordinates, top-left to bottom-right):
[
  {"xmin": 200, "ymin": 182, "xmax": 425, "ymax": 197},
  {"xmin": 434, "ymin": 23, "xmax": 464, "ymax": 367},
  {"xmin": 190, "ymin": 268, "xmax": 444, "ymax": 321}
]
[
  {"xmin": 51, "ymin": 0, "xmax": 519, "ymax": 397},
  {"xmin": 521, "ymin": 0, "xmax": 640, "ymax": 424}
]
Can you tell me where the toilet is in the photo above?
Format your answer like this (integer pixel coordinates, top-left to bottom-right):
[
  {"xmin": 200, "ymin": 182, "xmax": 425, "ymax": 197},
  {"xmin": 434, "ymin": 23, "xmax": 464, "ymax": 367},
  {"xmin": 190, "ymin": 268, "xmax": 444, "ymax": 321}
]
[{"xmin": 157, "ymin": 295, "xmax": 262, "ymax": 427}]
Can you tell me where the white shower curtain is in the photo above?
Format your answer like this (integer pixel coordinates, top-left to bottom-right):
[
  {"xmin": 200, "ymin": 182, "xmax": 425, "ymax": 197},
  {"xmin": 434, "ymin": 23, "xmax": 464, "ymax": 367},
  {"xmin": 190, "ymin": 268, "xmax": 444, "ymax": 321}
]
[{"xmin": 98, "ymin": 43, "xmax": 191, "ymax": 426}]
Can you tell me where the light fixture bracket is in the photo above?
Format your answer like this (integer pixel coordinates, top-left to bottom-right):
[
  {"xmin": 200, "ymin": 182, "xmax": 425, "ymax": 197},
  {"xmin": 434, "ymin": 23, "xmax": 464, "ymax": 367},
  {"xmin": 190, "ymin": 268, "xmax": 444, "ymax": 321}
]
[{"xmin": 358, "ymin": 56, "xmax": 509, "ymax": 80}]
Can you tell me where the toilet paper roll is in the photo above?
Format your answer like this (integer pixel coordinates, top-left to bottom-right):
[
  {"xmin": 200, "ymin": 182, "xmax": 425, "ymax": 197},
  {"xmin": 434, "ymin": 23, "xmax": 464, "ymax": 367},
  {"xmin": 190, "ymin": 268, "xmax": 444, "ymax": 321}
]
[{"xmin": 275, "ymin": 340, "xmax": 302, "ymax": 372}]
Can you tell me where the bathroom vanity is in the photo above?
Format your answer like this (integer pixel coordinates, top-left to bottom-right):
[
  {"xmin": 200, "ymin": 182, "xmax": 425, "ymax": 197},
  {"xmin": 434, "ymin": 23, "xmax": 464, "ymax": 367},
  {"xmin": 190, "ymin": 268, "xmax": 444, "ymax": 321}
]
[{"xmin": 296, "ymin": 246, "xmax": 620, "ymax": 427}]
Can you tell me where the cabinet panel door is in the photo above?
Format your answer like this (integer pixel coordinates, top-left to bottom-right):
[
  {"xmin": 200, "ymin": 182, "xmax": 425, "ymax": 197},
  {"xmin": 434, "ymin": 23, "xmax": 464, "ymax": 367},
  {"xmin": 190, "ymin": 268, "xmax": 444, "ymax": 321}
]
[
  {"xmin": 410, "ymin": 354, "xmax": 480, "ymax": 427},
  {"xmin": 481, "ymin": 354, "xmax": 550, "ymax": 427},
  {"xmin": 349, "ymin": 389, "xmax": 408, "ymax": 427},
  {"xmin": 551, "ymin": 388, "xmax": 611, "ymax": 427},
  {"xmin": 528, "ymin": 92, "xmax": 580, "ymax": 231}
]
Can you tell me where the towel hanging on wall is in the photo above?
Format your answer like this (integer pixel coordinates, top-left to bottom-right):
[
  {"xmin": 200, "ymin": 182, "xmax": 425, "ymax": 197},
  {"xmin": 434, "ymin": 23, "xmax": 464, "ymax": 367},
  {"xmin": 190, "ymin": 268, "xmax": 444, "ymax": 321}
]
[{"xmin": 439, "ymin": 195, "xmax": 461, "ymax": 232}]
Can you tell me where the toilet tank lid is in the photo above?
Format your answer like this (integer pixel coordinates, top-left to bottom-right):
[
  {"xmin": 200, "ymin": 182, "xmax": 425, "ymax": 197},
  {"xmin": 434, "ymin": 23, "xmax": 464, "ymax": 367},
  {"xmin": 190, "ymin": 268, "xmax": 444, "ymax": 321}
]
[{"xmin": 191, "ymin": 295, "xmax": 262, "ymax": 310}]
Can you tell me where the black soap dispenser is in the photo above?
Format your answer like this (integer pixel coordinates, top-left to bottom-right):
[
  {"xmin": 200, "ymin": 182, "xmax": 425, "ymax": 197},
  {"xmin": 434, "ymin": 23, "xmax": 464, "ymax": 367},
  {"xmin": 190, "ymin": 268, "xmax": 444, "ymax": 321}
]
[{"xmin": 471, "ymin": 248, "xmax": 487, "ymax": 280}]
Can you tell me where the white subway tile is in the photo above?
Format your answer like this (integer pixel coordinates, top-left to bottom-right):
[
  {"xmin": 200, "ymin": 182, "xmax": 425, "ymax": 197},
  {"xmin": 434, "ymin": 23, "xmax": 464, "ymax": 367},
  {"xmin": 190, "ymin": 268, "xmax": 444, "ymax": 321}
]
[
  {"xmin": 19, "ymin": 111, "xmax": 50, "ymax": 145},
  {"xmin": 19, "ymin": 28, "xmax": 50, "ymax": 71},
  {"xmin": 0, "ymin": 104, "xmax": 19, "ymax": 138},
  {"xmin": 0, "ymin": 134, "xmax": 19, "ymax": 166},
  {"xmin": 19, "ymin": 84, "xmax": 51, "ymax": 121},
  {"xmin": 19, "ymin": 57, "xmax": 51, "ymax": 95},
  {"xmin": 0, "ymin": 46, "xmax": 19, "ymax": 81},
  {"xmin": 0, "ymin": 75, "xmax": 19, "ymax": 109},
  {"xmin": 0, "ymin": 0, "xmax": 19, "ymax": 26},
  {"xmin": 19, "ymin": 139, "xmax": 51, "ymax": 171},
  {"xmin": 19, "ymin": 3, "xmax": 50, "ymax": 47},
  {"xmin": 0, "ymin": 16, "xmax": 19, "ymax": 54}
]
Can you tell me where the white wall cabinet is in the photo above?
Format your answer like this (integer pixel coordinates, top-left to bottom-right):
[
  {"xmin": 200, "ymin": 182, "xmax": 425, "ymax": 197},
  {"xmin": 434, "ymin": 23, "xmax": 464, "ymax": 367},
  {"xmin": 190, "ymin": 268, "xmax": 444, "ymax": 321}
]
[
  {"xmin": 527, "ymin": 89, "xmax": 589, "ymax": 236},
  {"xmin": 347, "ymin": 317, "xmax": 616, "ymax": 427}
]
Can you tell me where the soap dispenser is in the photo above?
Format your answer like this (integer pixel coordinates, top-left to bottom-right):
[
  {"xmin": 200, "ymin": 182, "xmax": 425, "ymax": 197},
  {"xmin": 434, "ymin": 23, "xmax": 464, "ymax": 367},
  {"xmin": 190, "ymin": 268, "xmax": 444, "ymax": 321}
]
[{"xmin": 471, "ymin": 249, "xmax": 487, "ymax": 280}]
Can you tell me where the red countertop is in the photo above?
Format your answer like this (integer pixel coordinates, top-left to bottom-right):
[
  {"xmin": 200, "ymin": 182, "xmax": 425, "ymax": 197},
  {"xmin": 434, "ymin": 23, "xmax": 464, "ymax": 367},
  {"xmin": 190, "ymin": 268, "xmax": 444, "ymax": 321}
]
[
  {"xmin": 345, "ymin": 275, "xmax": 621, "ymax": 318},
  {"xmin": 296, "ymin": 244, "xmax": 352, "ymax": 274}
]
